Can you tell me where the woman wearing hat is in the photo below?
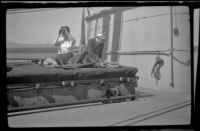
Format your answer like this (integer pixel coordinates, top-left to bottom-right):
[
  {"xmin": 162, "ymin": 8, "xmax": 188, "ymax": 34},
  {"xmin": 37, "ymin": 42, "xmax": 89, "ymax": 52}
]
[{"xmin": 76, "ymin": 33, "xmax": 106, "ymax": 64}]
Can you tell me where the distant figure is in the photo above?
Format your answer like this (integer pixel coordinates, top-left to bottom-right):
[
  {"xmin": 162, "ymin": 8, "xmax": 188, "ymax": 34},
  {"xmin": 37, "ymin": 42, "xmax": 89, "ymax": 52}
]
[
  {"xmin": 76, "ymin": 33, "xmax": 106, "ymax": 66},
  {"xmin": 53, "ymin": 26, "xmax": 76, "ymax": 66}
]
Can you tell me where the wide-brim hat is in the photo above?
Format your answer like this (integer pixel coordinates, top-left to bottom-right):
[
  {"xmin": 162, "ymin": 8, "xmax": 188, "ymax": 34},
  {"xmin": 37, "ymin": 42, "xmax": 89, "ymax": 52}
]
[{"xmin": 96, "ymin": 33, "xmax": 103, "ymax": 37}]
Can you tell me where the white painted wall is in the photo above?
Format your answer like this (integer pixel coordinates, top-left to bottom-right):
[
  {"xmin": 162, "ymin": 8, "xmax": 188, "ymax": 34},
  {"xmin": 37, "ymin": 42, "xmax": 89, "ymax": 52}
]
[
  {"xmin": 172, "ymin": 6, "xmax": 191, "ymax": 92},
  {"xmin": 193, "ymin": 9, "xmax": 199, "ymax": 97},
  {"xmin": 118, "ymin": 6, "xmax": 191, "ymax": 92}
]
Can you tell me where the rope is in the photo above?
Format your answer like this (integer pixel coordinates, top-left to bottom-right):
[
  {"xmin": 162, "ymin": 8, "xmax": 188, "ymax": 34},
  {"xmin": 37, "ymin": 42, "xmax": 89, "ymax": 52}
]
[
  {"xmin": 151, "ymin": 55, "xmax": 164, "ymax": 84},
  {"xmin": 7, "ymin": 8, "xmax": 64, "ymax": 14}
]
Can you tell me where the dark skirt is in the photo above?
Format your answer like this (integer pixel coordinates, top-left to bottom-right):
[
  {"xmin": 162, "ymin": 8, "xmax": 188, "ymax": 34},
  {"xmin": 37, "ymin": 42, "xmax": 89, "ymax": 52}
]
[{"xmin": 55, "ymin": 53, "xmax": 73, "ymax": 65}]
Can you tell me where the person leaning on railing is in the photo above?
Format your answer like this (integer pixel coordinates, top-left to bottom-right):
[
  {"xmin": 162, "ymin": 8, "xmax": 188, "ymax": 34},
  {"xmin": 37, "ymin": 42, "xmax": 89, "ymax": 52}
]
[{"xmin": 76, "ymin": 33, "xmax": 106, "ymax": 65}]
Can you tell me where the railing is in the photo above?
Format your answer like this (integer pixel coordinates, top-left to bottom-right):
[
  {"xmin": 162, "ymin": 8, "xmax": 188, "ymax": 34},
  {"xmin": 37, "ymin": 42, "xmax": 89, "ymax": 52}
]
[
  {"xmin": 106, "ymin": 48, "xmax": 191, "ymax": 88},
  {"xmin": 106, "ymin": 48, "xmax": 190, "ymax": 56}
]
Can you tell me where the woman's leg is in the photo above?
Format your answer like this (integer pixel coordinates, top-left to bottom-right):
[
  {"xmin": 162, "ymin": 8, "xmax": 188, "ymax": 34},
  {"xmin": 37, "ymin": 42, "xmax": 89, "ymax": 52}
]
[
  {"xmin": 54, "ymin": 53, "xmax": 73, "ymax": 87},
  {"xmin": 76, "ymin": 51, "xmax": 88, "ymax": 64},
  {"xmin": 62, "ymin": 53, "xmax": 73, "ymax": 65},
  {"xmin": 55, "ymin": 53, "xmax": 73, "ymax": 65},
  {"xmin": 55, "ymin": 54, "xmax": 64, "ymax": 65}
]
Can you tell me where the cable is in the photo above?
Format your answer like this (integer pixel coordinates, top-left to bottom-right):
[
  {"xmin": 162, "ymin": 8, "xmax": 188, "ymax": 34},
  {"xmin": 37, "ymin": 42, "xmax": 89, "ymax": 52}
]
[
  {"xmin": 7, "ymin": 8, "xmax": 66, "ymax": 14},
  {"xmin": 87, "ymin": 8, "xmax": 90, "ymax": 16},
  {"xmin": 174, "ymin": 7, "xmax": 178, "ymax": 29},
  {"xmin": 7, "ymin": 8, "xmax": 28, "ymax": 11},
  {"xmin": 86, "ymin": 13, "xmax": 171, "ymax": 32},
  {"xmin": 89, "ymin": 7, "xmax": 98, "ymax": 14}
]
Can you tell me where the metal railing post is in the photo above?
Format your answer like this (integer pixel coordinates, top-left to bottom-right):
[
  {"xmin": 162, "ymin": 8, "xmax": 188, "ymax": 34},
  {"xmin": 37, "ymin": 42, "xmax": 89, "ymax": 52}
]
[{"xmin": 170, "ymin": 6, "xmax": 174, "ymax": 87}]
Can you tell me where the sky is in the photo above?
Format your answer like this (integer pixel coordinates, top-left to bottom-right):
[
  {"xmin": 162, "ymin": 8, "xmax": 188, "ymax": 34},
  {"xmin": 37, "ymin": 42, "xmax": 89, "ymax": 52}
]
[{"xmin": 6, "ymin": 7, "xmax": 111, "ymax": 46}]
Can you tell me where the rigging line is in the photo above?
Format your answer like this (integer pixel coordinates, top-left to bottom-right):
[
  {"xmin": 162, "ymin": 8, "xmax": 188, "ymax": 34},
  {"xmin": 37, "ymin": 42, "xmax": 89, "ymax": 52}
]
[
  {"xmin": 174, "ymin": 6, "xmax": 178, "ymax": 28},
  {"xmin": 89, "ymin": 7, "xmax": 99, "ymax": 13},
  {"xmin": 6, "ymin": 8, "xmax": 65, "ymax": 14},
  {"xmin": 87, "ymin": 13, "xmax": 170, "ymax": 27},
  {"xmin": 7, "ymin": 8, "xmax": 30, "ymax": 11},
  {"xmin": 123, "ymin": 13, "xmax": 170, "ymax": 23},
  {"xmin": 7, "ymin": 8, "xmax": 61, "ymax": 14},
  {"xmin": 87, "ymin": 7, "xmax": 90, "ymax": 16},
  {"xmin": 7, "ymin": 8, "xmax": 54, "ymax": 11}
]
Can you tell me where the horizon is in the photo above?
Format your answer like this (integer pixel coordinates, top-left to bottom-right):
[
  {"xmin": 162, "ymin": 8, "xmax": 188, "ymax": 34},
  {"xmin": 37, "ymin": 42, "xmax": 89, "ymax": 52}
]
[
  {"xmin": 6, "ymin": 8, "xmax": 82, "ymax": 46},
  {"xmin": 6, "ymin": 7, "xmax": 111, "ymax": 46}
]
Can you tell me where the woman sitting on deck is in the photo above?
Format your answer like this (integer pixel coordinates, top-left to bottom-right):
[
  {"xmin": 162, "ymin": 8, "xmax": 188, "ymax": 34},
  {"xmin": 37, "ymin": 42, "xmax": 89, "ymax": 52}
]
[{"xmin": 53, "ymin": 26, "xmax": 76, "ymax": 67}]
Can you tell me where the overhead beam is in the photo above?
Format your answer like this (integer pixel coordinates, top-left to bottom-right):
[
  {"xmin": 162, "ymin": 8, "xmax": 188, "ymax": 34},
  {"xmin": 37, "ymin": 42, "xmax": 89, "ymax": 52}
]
[{"xmin": 85, "ymin": 7, "xmax": 137, "ymax": 22}]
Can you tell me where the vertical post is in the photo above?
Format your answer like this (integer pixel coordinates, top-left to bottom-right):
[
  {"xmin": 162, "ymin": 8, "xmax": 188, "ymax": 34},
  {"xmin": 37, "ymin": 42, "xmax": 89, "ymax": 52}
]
[
  {"xmin": 170, "ymin": 6, "xmax": 174, "ymax": 87},
  {"xmin": 102, "ymin": 15, "xmax": 111, "ymax": 60},
  {"xmin": 111, "ymin": 12, "xmax": 122, "ymax": 62},
  {"xmin": 94, "ymin": 19, "xmax": 99, "ymax": 36},
  {"xmin": 80, "ymin": 8, "xmax": 86, "ymax": 54},
  {"xmin": 87, "ymin": 21, "xmax": 91, "ymax": 42}
]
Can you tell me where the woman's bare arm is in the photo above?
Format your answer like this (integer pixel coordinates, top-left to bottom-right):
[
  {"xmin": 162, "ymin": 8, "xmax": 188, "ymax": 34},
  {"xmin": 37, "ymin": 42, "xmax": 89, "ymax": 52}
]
[
  {"xmin": 54, "ymin": 33, "xmax": 64, "ymax": 46},
  {"xmin": 66, "ymin": 32, "xmax": 76, "ymax": 45}
]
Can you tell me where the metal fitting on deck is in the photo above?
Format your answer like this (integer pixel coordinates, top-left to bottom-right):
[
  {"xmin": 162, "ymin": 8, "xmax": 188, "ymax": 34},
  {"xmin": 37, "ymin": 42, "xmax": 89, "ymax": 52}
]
[
  {"xmin": 100, "ymin": 79, "xmax": 104, "ymax": 84},
  {"xmin": 35, "ymin": 83, "xmax": 40, "ymax": 89},
  {"xmin": 70, "ymin": 81, "xmax": 74, "ymax": 86},
  {"xmin": 62, "ymin": 81, "xmax": 66, "ymax": 86}
]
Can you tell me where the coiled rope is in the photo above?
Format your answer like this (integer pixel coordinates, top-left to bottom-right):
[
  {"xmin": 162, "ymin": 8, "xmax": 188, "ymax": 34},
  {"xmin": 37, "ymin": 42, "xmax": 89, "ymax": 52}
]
[{"xmin": 151, "ymin": 52, "xmax": 164, "ymax": 84}]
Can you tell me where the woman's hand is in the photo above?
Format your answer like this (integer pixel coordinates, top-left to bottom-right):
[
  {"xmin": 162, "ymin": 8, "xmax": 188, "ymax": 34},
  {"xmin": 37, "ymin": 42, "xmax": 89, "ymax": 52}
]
[
  {"xmin": 65, "ymin": 32, "xmax": 76, "ymax": 45},
  {"xmin": 54, "ymin": 33, "xmax": 65, "ymax": 46},
  {"xmin": 58, "ymin": 29, "xmax": 62, "ymax": 35}
]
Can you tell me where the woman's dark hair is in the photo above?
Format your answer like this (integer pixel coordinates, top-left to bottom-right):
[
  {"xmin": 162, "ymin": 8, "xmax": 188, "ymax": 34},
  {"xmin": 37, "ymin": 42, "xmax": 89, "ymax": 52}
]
[{"xmin": 60, "ymin": 26, "xmax": 70, "ymax": 33}]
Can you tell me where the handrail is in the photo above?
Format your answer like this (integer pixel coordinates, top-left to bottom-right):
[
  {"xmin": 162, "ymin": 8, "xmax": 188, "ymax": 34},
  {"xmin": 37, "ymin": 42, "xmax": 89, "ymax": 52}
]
[
  {"xmin": 106, "ymin": 48, "xmax": 190, "ymax": 56},
  {"xmin": 106, "ymin": 51, "xmax": 170, "ymax": 57},
  {"xmin": 6, "ymin": 48, "xmax": 190, "ymax": 61},
  {"xmin": 107, "ymin": 48, "xmax": 190, "ymax": 54},
  {"xmin": 7, "ymin": 58, "xmax": 40, "ymax": 60}
]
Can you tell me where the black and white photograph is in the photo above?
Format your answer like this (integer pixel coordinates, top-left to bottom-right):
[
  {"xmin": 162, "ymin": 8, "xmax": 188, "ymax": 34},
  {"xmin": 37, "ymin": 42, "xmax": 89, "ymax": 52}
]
[{"xmin": 3, "ymin": 1, "xmax": 199, "ymax": 129}]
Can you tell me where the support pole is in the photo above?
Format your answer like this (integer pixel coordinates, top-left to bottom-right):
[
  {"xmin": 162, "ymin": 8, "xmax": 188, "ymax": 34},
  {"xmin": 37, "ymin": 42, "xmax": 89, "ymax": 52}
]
[
  {"xmin": 102, "ymin": 15, "xmax": 111, "ymax": 60},
  {"xmin": 111, "ymin": 12, "xmax": 122, "ymax": 62},
  {"xmin": 170, "ymin": 6, "xmax": 174, "ymax": 87}
]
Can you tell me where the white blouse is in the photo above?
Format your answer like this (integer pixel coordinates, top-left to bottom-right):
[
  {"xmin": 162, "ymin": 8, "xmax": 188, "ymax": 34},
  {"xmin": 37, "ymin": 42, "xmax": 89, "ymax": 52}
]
[{"xmin": 55, "ymin": 34, "xmax": 73, "ymax": 54}]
